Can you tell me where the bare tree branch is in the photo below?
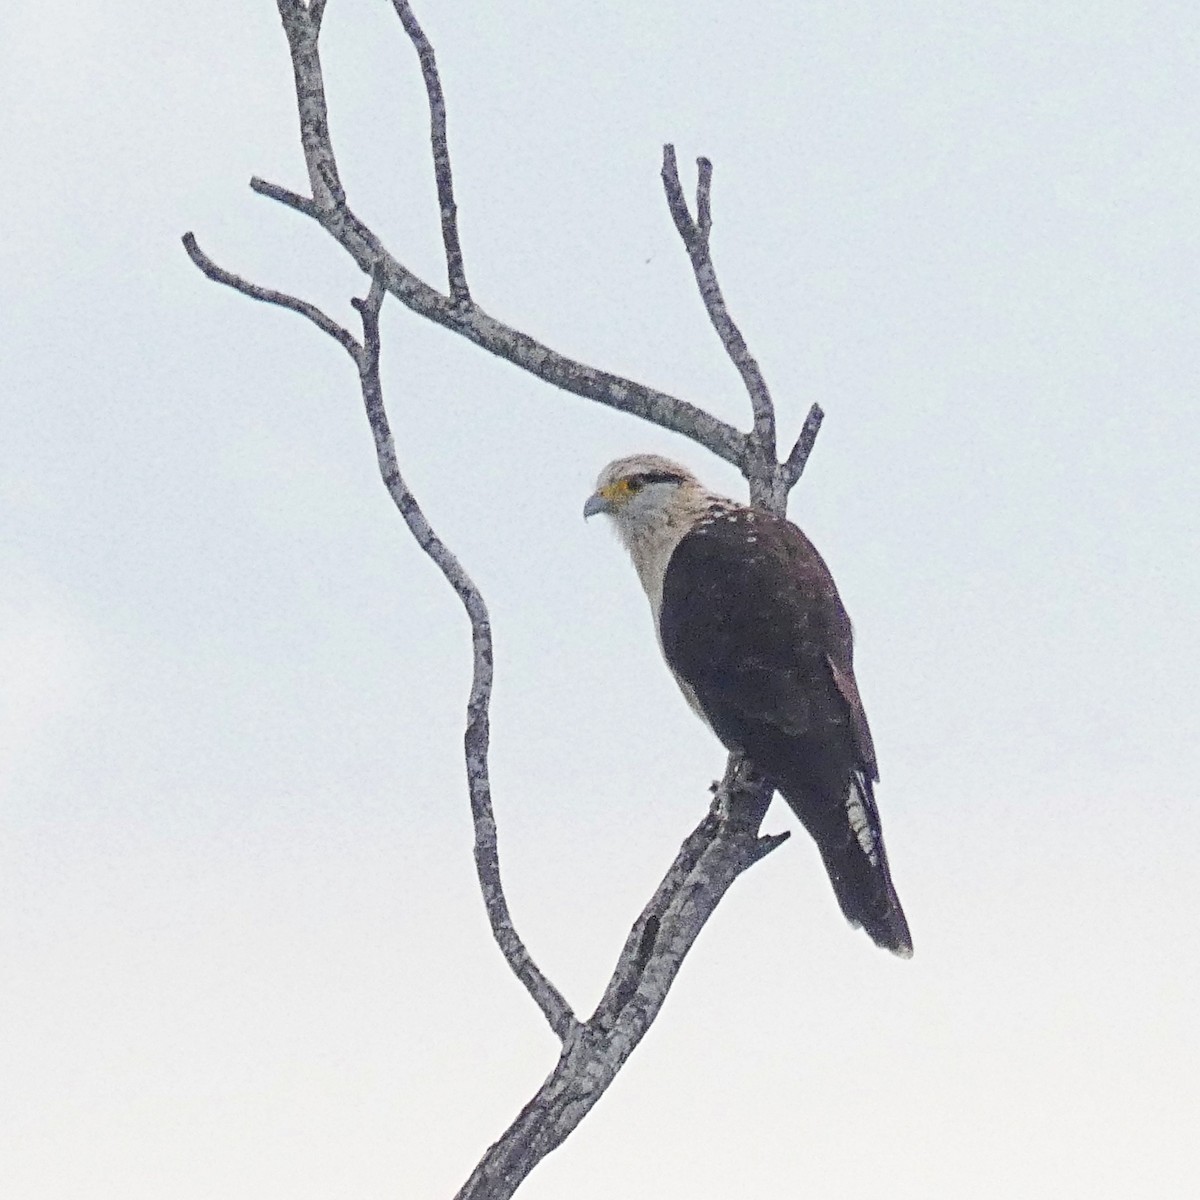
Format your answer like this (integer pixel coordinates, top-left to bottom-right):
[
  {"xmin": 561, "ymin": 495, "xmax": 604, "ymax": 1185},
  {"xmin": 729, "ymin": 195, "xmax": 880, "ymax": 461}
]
[
  {"xmin": 351, "ymin": 268, "xmax": 577, "ymax": 1042},
  {"xmin": 783, "ymin": 401, "xmax": 825, "ymax": 489},
  {"xmin": 184, "ymin": 221, "xmax": 796, "ymax": 1187},
  {"xmin": 453, "ymin": 768, "xmax": 787, "ymax": 1200},
  {"xmin": 182, "ymin": 236, "xmax": 578, "ymax": 1041},
  {"xmin": 695, "ymin": 156, "xmax": 713, "ymax": 238},
  {"xmin": 181, "ymin": 231, "xmax": 359, "ymax": 355},
  {"xmin": 390, "ymin": 0, "xmax": 470, "ymax": 303},
  {"xmin": 277, "ymin": 0, "xmax": 345, "ymax": 208},
  {"xmin": 249, "ymin": 175, "xmax": 320, "ymax": 218},
  {"xmin": 661, "ymin": 145, "xmax": 778, "ymax": 487},
  {"xmin": 262, "ymin": 0, "xmax": 751, "ymax": 471},
  {"xmin": 592, "ymin": 757, "xmax": 780, "ymax": 1027},
  {"xmin": 252, "ymin": 173, "xmax": 751, "ymax": 467},
  {"xmin": 187, "ymin": 5, "xmax": 833, "ymax": 1195}
]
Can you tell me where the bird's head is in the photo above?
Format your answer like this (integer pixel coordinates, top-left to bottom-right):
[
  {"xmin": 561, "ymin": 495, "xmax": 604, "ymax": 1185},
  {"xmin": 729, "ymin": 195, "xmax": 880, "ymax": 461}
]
[
  {"xmin": 583, "ymin": 454, "xmax": 699, "ymax": 526},
  {"xmin": 584, "ymin": 454, "xmax": 720, "ymax": 572}
]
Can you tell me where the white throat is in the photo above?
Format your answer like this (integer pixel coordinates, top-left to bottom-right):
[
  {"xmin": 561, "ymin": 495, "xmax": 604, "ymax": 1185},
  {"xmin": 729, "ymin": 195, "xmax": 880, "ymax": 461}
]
[
  {"xmin": 620, "ymin": 512, "xmax": 693, "ymax": 617},
  {"xmin": 616, "ymin": 487, "xmax": 734, "ymax": 617},
  {"xmin": 614, "ymin": 488, "xmax": 735, "ymax": 729}
]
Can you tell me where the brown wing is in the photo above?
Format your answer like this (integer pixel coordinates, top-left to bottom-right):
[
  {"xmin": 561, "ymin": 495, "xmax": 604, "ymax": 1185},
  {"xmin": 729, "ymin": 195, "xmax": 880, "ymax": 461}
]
[
  {"xmin": 826, "ymin": 652, "xmax": 878, "ymax": 782},
  {"xmin": 659, "ymin": 507, "xmax": 910, "ymax": 956},
  {"xmin": 658, "ymin": 508, "xmax": 871, "ymax": 781}
]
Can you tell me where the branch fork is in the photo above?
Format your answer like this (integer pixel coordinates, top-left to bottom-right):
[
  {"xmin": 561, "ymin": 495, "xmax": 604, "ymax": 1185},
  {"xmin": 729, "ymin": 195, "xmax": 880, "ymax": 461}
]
[{"xmin": 185, "ymin": 3, "xmax": 826, "ymax": 1195}]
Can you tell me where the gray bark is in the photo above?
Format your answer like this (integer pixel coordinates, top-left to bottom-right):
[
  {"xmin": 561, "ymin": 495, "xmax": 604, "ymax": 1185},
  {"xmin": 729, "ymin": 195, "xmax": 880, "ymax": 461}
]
[{"xmin": 183, "ymin": 2, "xmax": 825, "ymax": 1195}]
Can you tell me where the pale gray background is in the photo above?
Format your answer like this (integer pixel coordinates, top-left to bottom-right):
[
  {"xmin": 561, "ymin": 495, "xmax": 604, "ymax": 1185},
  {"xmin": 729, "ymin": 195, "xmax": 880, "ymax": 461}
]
[{"xmin": 2, "ymin": 2, "xmax": 1198, "ymax": 1197}]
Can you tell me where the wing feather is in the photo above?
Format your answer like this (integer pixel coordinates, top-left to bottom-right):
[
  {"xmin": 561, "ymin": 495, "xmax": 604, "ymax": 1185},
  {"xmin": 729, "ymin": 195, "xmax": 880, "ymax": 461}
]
[
  {"xmin": 659, "ymin": 509, "xmax": 870, "ymax": 775},
  {"xmin": 658, "ymin": 508, "xmax": 911, "ymax": 956}
]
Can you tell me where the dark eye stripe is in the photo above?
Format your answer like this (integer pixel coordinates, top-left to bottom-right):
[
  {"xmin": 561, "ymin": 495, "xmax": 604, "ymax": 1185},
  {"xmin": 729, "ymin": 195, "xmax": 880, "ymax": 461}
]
[{"xmin": 630, "ymin": 471, "xmax": 685, "ymax": 486}]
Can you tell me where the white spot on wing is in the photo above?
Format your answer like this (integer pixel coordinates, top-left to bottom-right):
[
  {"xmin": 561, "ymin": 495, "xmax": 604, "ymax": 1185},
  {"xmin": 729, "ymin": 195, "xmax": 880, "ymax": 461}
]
[{"xmin": 845, "ymin": 778, "xmax": 879, "ymax": 865}]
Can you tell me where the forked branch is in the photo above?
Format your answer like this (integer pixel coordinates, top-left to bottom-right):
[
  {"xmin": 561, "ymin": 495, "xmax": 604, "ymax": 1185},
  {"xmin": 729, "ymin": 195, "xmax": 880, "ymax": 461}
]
[
  {"xmin": 182, "ymin": 232, "xmax": 357, "ymax": 353},
  {"xmin": 784, "ymin": 401, "xmax": 825, "ymax": 489},
  {"xmin": 390, "ymin": 0, "xmax": 470, "ymax": 302},
  {"xmin": 186, "ymin": 3, "xmax": 826, "ymax": 1196},
  {"xmin": 264, "ymin": 0, "xmax": 750, "ymax": 471},
  {"xmin": 182, "ymin": 233, "xmax": 577, "ymax": 1043},
  {"xmin": 661, "ymin": 145, "xmax": 778, "ymax": 483},
  {"xmin": 182, "ymin": 225, "xmax": 790, "ymax": 1196},
  {"xmin": 453, "ymin": 767, "xmax": 787, "ymax": 1200}
]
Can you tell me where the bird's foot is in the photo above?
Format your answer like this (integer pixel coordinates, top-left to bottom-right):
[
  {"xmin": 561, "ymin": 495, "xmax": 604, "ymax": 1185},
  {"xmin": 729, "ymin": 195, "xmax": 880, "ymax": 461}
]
[
  {"xmin": 710, "ymin": 752, "xmax": 754, "ymax": 822},
  {"xmin": 710, "ymin": 785, "xmax": 733, "ymax": 822}
]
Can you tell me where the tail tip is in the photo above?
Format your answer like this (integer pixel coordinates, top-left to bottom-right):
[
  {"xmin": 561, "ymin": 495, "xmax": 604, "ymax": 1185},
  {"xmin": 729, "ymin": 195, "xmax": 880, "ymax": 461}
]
[{"xmin": 860, "ymin": 908, "xmax": 913, "ymax": 959}]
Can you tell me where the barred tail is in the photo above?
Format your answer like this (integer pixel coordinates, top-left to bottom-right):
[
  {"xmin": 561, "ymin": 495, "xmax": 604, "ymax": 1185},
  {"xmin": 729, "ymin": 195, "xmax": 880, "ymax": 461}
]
[
  {"xmin": 820, "ymin": 838, "xmax": 913, "ymax": 957},
  {"xmin": 783, "ymin": 772, "xmax": 913, "ymax": 958}
]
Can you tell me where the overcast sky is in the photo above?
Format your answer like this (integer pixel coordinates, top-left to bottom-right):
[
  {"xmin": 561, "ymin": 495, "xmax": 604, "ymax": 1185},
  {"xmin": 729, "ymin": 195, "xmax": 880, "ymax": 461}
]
[{"xmin": 2, "ymin": 2, "xmax": 1198, "ymax": 1197}]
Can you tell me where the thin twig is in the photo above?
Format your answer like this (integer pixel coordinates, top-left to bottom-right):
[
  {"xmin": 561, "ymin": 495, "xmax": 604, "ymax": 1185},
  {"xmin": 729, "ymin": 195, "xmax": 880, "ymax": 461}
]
[
  {"xmin": 661, "ymin": 144, "xmax": 777, "ymax": 470},
  {"xmin": 181, "ymin": 232, "xmax": 359, "ymax": 355},
  {"xmin": 308, "ymin": 0, "xmax": 327, "ymax": 32},
  {"xmin": 390, "ymin": 0, "xmax": 470, "ymax": 303},
  {"xmin": 249, "ymin": 176, "xmax": 320, "ymax": 218},
  {"xmin": 265, "ymin": 1, "xmax": 751, "ymax": 470},
  {"xmin": 783, "ymin": 402, "xmax": 825, "ymax": 488}
]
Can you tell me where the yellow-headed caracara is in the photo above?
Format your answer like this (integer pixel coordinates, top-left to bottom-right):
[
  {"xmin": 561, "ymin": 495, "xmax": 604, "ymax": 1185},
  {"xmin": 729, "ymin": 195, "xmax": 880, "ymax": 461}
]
[{"xmin": 585, "ymin": 453, "xmax": 912, "ymax": 957}]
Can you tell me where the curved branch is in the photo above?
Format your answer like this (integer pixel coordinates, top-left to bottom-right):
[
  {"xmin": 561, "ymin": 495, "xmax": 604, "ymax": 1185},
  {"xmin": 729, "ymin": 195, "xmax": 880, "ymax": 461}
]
[
  {"xmin": 264, "ymin": 0, "xmax": 750, "ymax": 472},
  {"xmin": 661, "ymin": 145, "xmax": 778, "ymax": 475},
  {"xmin": 193, "ymin": 6, "xmax": 832, "ymax": 1195},
  {"xmin": 182, "ymin": 237, "xmax": 577, "ymax": 1042},
  {"xmin": 390, "ymin": 0, "xmax": 470, "ymax": 302},
  {"xmin": 351, "ymin": 271, "xmax": 578, "ymax": 1041},
  {"xmin": 455, "ymin": 768, "xmax": 787, "ymax": 1200},
  {"xmin": 182, "ymin": 226, "xmax": 787, "ymax": 1192},
  {"xmin": 783, "ymin": 402, "xmax": 825, "ymax": 489},
  {"xmin": 181, "ymin": 232, "xmax": 359, "ymax": 355}
]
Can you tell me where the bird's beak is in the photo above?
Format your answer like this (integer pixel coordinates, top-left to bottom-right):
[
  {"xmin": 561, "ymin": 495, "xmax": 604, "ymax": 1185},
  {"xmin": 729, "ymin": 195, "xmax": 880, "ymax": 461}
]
[{"xmin": 583, "ymin": 491, "xmax": 612, "ymax": 519}]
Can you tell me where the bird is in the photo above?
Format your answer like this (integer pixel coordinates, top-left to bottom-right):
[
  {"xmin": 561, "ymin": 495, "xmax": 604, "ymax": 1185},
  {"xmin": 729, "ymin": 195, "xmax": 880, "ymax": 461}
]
[{"xmin": 584, "ymin": 453, "xmax": 912, "ymax": 957}]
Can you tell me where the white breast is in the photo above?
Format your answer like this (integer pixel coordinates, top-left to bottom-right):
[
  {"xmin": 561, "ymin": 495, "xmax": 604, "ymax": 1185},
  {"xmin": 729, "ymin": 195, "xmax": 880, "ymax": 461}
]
[{"xmin": 622, "ymin": 518, "xmax": 713, "ymax": 728}]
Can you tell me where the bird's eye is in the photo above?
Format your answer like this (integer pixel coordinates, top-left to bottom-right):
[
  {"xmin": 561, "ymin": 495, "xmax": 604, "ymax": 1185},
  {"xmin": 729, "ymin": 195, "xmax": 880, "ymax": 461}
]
[{"xmin": 624, "ymin": 477, "xmax": 643, "ymax": 493}]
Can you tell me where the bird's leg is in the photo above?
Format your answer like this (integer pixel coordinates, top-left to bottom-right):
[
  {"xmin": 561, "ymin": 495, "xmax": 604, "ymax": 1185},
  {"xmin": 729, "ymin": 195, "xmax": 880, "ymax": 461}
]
[
  {"xmin": 712, "ymin": 753, "xmax": 774, "ymax": 833},
  {"xmin": 708, "ymin": 752, "xmax": 757, "ymax": 821},
  {"xmin": 708, "ymin": 755, "xmax": 738, "ymax": 820}
]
